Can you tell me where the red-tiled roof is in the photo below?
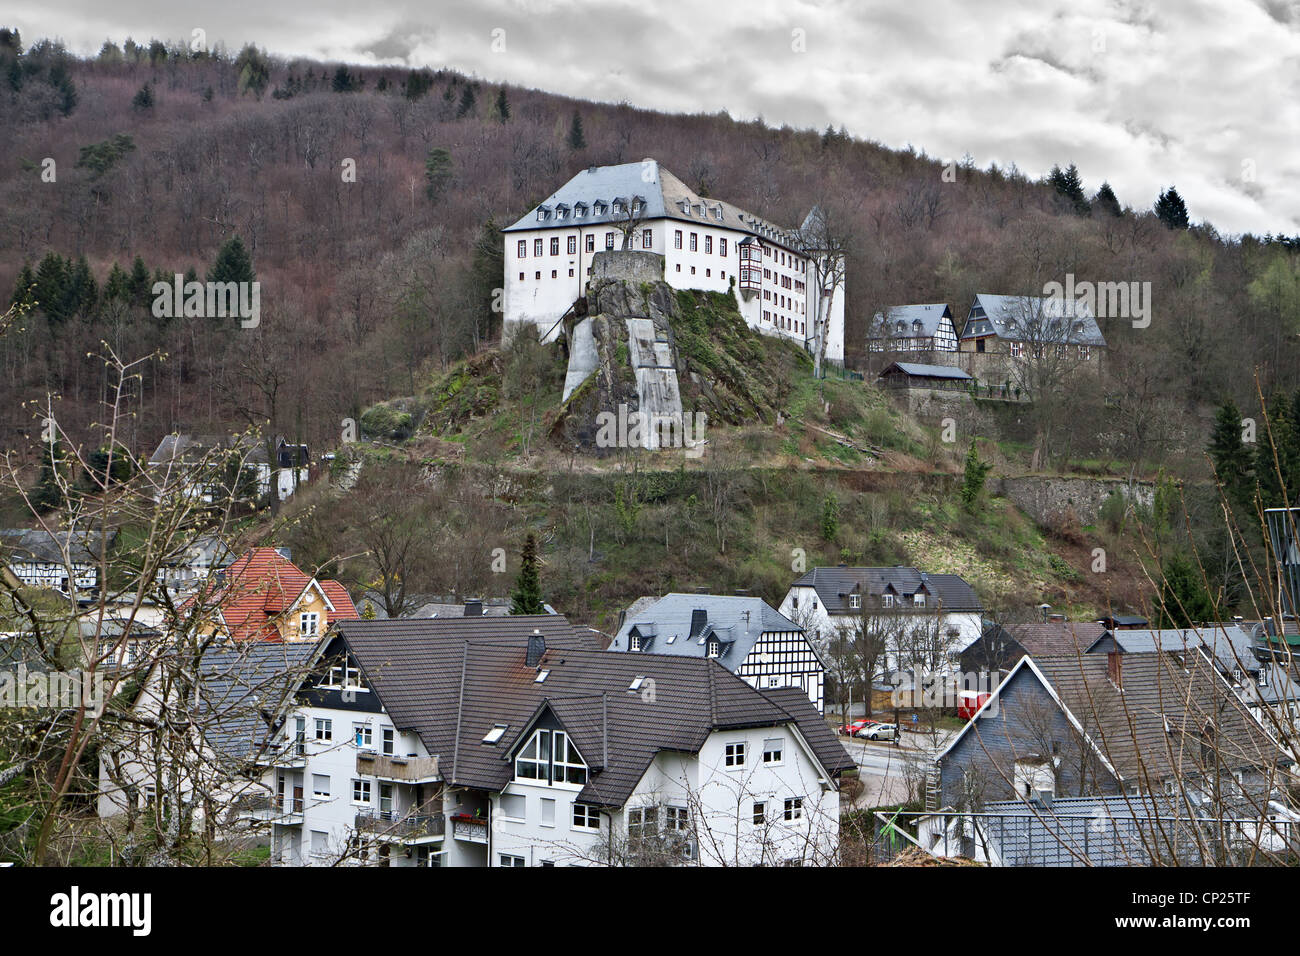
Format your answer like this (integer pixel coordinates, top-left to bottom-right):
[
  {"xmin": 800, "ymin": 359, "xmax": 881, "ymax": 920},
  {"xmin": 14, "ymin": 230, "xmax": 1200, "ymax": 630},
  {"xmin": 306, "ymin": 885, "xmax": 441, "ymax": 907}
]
[{"xmin": 208, "ymin": 548, "xmax": 358, "ymax": 642}]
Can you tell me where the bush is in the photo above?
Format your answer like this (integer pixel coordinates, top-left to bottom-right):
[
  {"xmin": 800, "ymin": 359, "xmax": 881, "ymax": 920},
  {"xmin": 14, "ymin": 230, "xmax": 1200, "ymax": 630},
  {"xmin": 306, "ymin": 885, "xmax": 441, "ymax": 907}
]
[{"xmin": 360, "ymin": 403, "xmax": 415, "ymax": 441}]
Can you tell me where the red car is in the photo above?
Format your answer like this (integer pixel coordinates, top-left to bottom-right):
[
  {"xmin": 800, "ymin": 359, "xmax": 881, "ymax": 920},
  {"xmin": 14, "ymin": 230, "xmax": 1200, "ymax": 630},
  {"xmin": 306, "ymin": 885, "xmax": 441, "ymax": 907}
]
[{"xmin": 839, "ymin": 719, "xmax": 878, "ymax": 736}]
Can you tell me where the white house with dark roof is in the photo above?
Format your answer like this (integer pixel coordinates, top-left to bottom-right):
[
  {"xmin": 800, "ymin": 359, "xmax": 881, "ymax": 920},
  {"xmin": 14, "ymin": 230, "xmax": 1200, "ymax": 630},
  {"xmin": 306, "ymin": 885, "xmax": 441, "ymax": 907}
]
[
  {"xmin": 609, "ymin": 593, "xmax": 825, "ymax": 712},
  {"xmin": 273, "ymin": 615, "xmax": 854, "ymax": 867},
  {"xmin": 779, "ymin": 566, "xmax": 984, "ymax": 676},
  {"xmin": 0, "ymin": 528, "xmax": 114, "ymax": 596},
  {"xmin": 868, "ymin": 303, "xmax": 958, "ymax": 352},
  {"xmin": 502, "ymin": 160, "xmax": 845, "ymax": 364}
]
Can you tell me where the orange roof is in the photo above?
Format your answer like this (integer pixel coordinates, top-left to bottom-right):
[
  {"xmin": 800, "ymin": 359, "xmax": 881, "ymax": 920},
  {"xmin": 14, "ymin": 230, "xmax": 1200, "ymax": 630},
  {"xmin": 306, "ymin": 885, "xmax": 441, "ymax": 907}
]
[{"xmin": 203, "ymin": 547, "xmax": 358, "ymax": 642}]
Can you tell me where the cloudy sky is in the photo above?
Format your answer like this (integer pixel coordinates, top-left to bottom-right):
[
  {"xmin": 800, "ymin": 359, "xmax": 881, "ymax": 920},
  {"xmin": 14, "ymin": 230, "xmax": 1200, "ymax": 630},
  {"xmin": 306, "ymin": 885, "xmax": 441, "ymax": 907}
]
[{"xmin": 10, "ymin": 0, "xmax": 1300, "ymax": 235}]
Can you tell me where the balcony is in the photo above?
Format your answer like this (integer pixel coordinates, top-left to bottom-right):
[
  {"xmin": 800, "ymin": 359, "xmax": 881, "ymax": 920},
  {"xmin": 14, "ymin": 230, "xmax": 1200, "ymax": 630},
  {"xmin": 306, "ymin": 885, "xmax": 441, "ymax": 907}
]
[
  {"xmin": 232, "ymin": 793, "xmax": 304, "ymax": 826},
  {"xmin": 355, "ymin": 808, "xmax": 445, "ymax": 843},
  {"xmin": 254, "ymin": 737, "xmax": 307, "ymax": 769},
  {"xmin": 356, "ymin": 751, "xmax": 441, "ymax": 784},
  {"xmin": 451, "ymin": 813, "xmax": 489, "ymax": 844}
]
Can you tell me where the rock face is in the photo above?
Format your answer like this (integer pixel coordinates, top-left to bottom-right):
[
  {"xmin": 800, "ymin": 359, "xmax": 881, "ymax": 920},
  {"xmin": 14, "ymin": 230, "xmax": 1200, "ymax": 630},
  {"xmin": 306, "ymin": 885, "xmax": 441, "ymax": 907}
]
[{"xmin": 555, "ymin": 253, "xmax": 695, "ymax": 454}]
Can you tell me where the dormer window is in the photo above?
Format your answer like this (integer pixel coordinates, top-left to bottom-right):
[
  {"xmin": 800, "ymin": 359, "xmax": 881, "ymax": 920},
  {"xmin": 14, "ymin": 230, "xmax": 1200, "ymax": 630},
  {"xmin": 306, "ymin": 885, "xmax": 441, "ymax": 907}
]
[
  {"xmin": 849, "ymin": 594, "xmax": 861, "ymax": 609},
  {"xmin": 574, "ymin": 202, "xmax": 588, "ymax": 218},
  {"xmin": 913, "ymin": 593, "xmax": 926, "ymax": 608},
  {"xmin": 630, "ymin": 633, "xmax": 641, "ymax": 652},
  {"xmin": 707, "ymin": 640, "xmax": 720, "ymax": 659},
  {"xmin": 882, "ymin": 594, "xmax": 894, "ymax": 608},
  {"xmin": 515, "ymin": 728, "xmax": 587, "ymax": 785},
  {"xmin": 594, "ymin": 201, "xmax": 607, "ymax": 216},
  {"xmin": 536, "ymin": 206, "xmax": 550, "ymax": 222}
]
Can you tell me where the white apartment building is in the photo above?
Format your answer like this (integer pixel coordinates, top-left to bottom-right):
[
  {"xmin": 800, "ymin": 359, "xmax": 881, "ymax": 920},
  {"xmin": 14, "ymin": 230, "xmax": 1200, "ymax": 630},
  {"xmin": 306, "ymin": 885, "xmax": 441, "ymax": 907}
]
[
  {"xmin": 502, "ymin": 160, "xmax": 845, "ymax": 365},
  {"xmin": 272, "ymin": 615, "xmax": 854, "ymax": 867}
]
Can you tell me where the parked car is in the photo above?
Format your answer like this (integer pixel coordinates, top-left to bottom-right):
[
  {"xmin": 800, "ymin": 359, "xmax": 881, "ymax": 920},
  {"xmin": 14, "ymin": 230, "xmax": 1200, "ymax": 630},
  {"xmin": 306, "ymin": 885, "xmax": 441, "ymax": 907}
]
[
  {"xmin": 839, "ymin": 719, "xmax": 877, "ymax": 736},
  {"xmin": 857, "ymin": 723, "xmax": 897, "ymax": 740}
]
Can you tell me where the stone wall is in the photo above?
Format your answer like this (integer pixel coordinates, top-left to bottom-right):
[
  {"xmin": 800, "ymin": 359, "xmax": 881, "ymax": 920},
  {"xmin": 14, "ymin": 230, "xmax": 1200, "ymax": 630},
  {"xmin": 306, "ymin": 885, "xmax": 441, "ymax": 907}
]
[{"xmin": 991, "ymin": 475, "xmax": 1155, "ymax": 529}]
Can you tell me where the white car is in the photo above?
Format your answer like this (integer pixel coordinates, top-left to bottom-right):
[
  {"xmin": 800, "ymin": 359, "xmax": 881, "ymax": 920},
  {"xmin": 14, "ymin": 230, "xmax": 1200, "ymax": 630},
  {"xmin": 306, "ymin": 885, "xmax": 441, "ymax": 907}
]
[{"xmin": 857, "ymin": 723, "xmax": 897, "ymax": 740}]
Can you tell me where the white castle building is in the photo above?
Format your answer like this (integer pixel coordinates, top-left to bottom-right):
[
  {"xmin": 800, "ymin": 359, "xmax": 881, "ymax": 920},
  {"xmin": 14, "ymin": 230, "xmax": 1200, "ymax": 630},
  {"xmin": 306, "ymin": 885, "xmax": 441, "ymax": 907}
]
[{"xmin": 502, "ymin": 160, "xmax": 845, "ymax": 365}]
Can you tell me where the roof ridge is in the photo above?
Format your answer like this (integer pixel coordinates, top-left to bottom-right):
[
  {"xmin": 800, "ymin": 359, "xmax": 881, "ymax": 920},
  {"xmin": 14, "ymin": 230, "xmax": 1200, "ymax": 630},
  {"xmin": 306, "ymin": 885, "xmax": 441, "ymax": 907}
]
[{"xmin": 450, "ymin": 641, "xmax": 468, "ymax": 783}]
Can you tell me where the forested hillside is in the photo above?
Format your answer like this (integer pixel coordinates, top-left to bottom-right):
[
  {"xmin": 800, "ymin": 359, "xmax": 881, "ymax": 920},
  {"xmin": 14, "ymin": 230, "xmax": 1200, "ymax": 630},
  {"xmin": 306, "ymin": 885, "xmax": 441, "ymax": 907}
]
[{"xmin": 2, "ymin": 30, "xmax": 1298, "ymax": 465}]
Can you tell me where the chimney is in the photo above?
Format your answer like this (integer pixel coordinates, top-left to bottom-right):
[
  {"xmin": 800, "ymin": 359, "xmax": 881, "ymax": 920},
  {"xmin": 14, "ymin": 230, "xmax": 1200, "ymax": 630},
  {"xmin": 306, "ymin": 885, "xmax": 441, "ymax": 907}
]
[
  {"xmin": 689, "ymin": 609, "xmax": 708, "ymax": 640},
  {"xmin": 1033, "ymin": 788, "xmax": 1054, "ymax": 809},
  {"xmin": 1048, "ymin": 613, "xmax": 1065, "ymax": 623},
  {"xmin": 463, "ymin": 599, "xmax": 483, "ymax": 617},
  {"xmin": 733, "ymin": 588, "xmax": 750, "ymax": 597},
  {"xmin": 526, "ymin": 629, "xmax": 546, "ymax": 668},
  {"xmin": 694, "ymin": 586, "xmax": 709, "ymax": 594},
  {"xmin": 1107, "ymin": 651, "xmax": 1123, "ymax": 690}
]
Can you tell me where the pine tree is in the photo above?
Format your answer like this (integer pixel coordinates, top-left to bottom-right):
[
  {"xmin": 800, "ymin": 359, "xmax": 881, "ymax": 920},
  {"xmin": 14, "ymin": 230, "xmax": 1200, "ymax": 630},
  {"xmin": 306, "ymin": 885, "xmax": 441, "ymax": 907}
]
[
  {"xmin": 1155, "ymin": 186, "xmax": 1190, "ymax": 230},
  {"xmin": 30, "ymin": 440, "xmax": 66, "ymax": 514},
  {"xmin": 208, "ymin": 236, "xmax": 255, "ymax": 285},
  {"xmin": 131, "ymin": 81, "xmax": 154, "ymax": 111},
  {"xmin": 424, "ymin": 148, "xmax": 453, "ymax": 203},
  {"xmin": 128, "ymin": 255, "xmax": 152, "ymax": 307},
  {"xmin": 510, "ymin": 533, "xmax": 544, "ymax": 614},
  {"xmin": 960, "ymin": 443, "xmax": 993, "ymax": 510},
  {"xmin": 494, "ymin": 87, "xmax": 510, "ymax": 122},
  {"xmin": 33, "ymin": 252, "xmax": 69, "ymax": 323},
  {"xmin": 1208, "ymin": 400, "xmax": 1254, "ymax": 513},
  {"xmin": 820, "ymin": 495, "xmax": 839, "ymax": 541},
  {"xmin": 456, "ymin": 84, "xmax": 476, "ymax": 118},
  {"xmin": 468, "ymin": 217, "xmax": 505, "ymax": 341},
  {"xmin": 1092, "ymin": 182, "xmax": 1123, "ymax": 217},
  {"xmin": 567, "ymin": 110, "xmax": 586, "ymax": 150},
  {"xmin": 103, "ymin": 262, "xmax": 130, "ymax": 301},
  {"xmin": 10, "ymin": 262, "xmax": 36, "ymax": 310},
  {"xmin": 1047, "ymin": 163, "xmax": 1090, "ymax": 215},
  {"xmin": 1155, "ymin": 553, "xmax": 1215, "ymax": 627}
]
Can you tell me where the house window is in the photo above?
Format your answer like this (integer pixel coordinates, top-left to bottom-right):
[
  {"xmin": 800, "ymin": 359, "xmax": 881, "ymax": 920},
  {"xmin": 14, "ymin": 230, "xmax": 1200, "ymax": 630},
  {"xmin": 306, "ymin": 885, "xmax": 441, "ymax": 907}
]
[
  {"xmin": 1078, "ymin": 345, "xmax": 1091, "ymax": 361},
  {"xmin": 689, "ymin": 233, "xmax": 698, "ymax": 251},
  {"xmin": 705, "ymin": 235, "xmax": 713, "ymax": 254},
  {"xmin": 665, "ymin": 806, "xmax": 689, "ymax": 832},
  {"xmin": 541, "ymin": 797, "xmax": 556, "ymax": 827},
  {"xmin": 519, "ymin": 272, "xmax": 525, "ymax": 281},
  {"xmin": 585, "ymin": 235, "xmax": 595, "ymax": 252},
  {"xmin": 628, "ymin": 806, "xmax": 658, "ymax": 839},
  {"xmin": 551, "ymin": 270, "xmax": 557, "ymax": 279},
  {"xmin": 299, "ymin": 612, "xmax": 319, "ymax": 636},
  {"xmin": 849, "ymin": 594, "xmax": 861, "ymax": 609},
  {"xmin": 315, "ymin": 718, "xmax": 332, "ymax": 741},
  {"xmin": 725, "ymin": 742, "xmax": 746, "ymax": 768},
  {"xmin": 515, "ymin": 728, "xmax": 587, "ymax": 785},
  {"xmin": 548, "ymin": 237, "xmax": 559, "ymax": 256},
  {"xmin": 707, "ymin": 639, "xmax": 720, "ymax": 658},
  {"xmin": 784, "ymin": 797, "xmax": 803, "ymax": 820},
  {"xmin": 674, "ymin": 230, "xmax": 682, "ymax": 249},
  {"xmin": 1010, "ymin": 341, "xmax": 1023, "ymax": 358},
  {"xmin": 353, "ymin": 723, "xmax": 372, "ymax": 747},
  {"xmin": 312, "ymin": 774, "xmax": 330, "ymax": 798},
  {"xmin": 352, "ymin": 779, "xmax": 371, "ymax": 804},
  {"xmin": 517, "ymin": 240, "xmax": 527, "ymax": 258},
  {"xmin": 913, "ymin": 593, "xmax": 926, "ymax": 607},
  {"xmin": 763, "ymin": 738, "xmax": 784, "ymax": 765},
  {"xmin": 630, "ymin": 633, "xmax": 641, "ymax": 651},
  {"xmin": 573, "ymin": 804, "xmax": 601, "ymax": 829},
  {"xmin": 533, "ymin": 238, "xmax": 543, "ymax": 256},
  {"xmin": 516, "ymin": 729, "xmax": 550, "ymax": 780},
  {"xmin": 382, "ymin": 728, "xmax": 395, "ymax": 756},
  {"xmin": 642, "ymin": 229, "xmax": 653, "ymax": 248},
  {"xmin": 605, "ymin": 232, "xmax": 615, "ymax": 250},
  {"xmin": 720, "ymin": 238, "xmax": 727, "ymax": 257},
  {"xmin": 499, "ymin": 854, "xmax": 526, "ymax": 867},
  {"xmin": 882, "ymin": 594, "xmax": 894, "ymax": 608},
  {"xmin": 567, "ymin": 236, "xmax": 577, "ymax": 254},
  {"xmin": 553, "ymin": 731, "xmax": 588, "ymax": 784},
  {"xmin": 753, "ymin": 801, "xmax": 766, "ymax": 825},
  {"xmin": 535, "ymin": 271, "xmax": 541, "ymax": 280}
]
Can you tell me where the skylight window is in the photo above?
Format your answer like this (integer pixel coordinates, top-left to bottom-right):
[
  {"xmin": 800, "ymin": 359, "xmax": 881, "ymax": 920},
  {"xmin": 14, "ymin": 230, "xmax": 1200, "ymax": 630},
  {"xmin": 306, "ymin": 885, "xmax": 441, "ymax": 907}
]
[
  {"xmin": 629, "ymin": 676, "xmax": 645, "ymax": 692},
  {"xmin": 482, "ymin": 724, "xmax": 508, "ymax": 745},
  {"xmin": 535, "ymin": 670, "xmax": 550, "ymax": 683}
]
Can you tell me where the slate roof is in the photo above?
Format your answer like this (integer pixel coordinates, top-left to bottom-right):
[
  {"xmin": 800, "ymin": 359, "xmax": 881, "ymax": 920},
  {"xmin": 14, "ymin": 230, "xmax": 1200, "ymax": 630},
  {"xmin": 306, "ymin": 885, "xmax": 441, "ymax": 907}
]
[
  {"xmin": 608, "ymin": 592, "xmax": 804, "ymax": 669},
  {"xmin": 192, "ymin": 640, "xmax": 319, "ymax": 763},
  {"xmin": 790, "ymin": 567, "xmax": 982, "ymax": 614},
  {"xmin": 1032, "ymin": 652, "xmax": 1290, "ymax": 782},
  {"xmin": 868, "ymin": 304, "xmax": 953, "ymax": 339},
  {"xmin": 951, "ymin": 795, "xmax": 1229, "ymax": 866},
  {"xmin": 0, "ymin": 528, "xmax": 115, "ymax": 566},
  {"xmin": 148, "ymin": 433, "xmax": 304, "ymax": 468},
  {"xmin": 1006, "ymin": 621, "xmax": 1108, "ymax": 657},
  {"xmin": 960, "ymin": 293, "xmax": 1107, "ymax": 347},
  {"xmin": 878, "ymin": 362, "xmax": 971, "ymax": 381},
  {"xmin": 331, "ymin": 616, "xmax": 854, "ymax": 808},
  {"xmin": 503, "ymin": 160, "xmax": 804, "ymax": 252},
  {"xmin": 198, "ymin": 547, "xmax": 358, "ymax": 641}
]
